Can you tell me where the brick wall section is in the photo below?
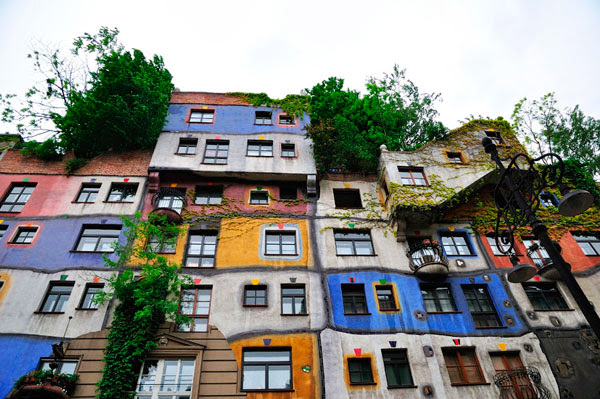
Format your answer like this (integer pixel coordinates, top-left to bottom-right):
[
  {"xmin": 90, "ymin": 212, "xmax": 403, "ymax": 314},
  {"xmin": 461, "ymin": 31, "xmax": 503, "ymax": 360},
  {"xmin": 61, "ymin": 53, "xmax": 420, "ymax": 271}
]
[
  {"xmin": 170, "ymin": 91, "xmax": 250, "ymax": 106},
  {"xmin": 0, "ymin": 150, "xmax": 153, "ymax": 176}
]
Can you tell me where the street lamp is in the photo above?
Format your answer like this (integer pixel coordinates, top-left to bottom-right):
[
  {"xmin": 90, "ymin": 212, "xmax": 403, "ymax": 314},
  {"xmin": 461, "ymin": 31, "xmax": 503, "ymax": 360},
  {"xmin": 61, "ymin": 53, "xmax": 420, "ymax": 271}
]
[{"xmin": 482, "ymin": 137, "xmax": 600, "ymax": 338}]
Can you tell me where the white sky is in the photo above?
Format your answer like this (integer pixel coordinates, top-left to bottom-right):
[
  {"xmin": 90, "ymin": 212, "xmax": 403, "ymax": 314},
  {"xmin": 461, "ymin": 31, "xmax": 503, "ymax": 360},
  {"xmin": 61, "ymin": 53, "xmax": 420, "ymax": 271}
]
[{"xmin": 1, "ymin": 0, "xmax": 599, "ymax": 132}]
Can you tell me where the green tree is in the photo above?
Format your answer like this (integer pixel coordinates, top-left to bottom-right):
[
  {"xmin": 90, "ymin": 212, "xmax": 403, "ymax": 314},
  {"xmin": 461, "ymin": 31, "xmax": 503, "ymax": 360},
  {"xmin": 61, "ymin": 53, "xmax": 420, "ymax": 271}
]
[
  {"xmin": 95, "ymin": 214, "xmax": 189, "ymax": 399},
  {"xmin": 512, "ymin": 93, "xmax": 600, "ymax": 176},
  {"xmin": 1, "ymin": 27, "xmax": 173, "ymax": 159},
  {"xmin": 306, "ymin": 66, "xmax": 447, "ymax": 174}
]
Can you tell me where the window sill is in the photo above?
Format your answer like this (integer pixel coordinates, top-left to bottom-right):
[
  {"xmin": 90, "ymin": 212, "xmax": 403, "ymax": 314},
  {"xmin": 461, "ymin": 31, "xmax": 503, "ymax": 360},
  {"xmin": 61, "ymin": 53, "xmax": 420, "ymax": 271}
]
[
  {"xmin": 378, "ymin": 308, "xmax": 401, "ymax": 312},
  {"xmin": 193, "ymin": 203, "xmax": 223, "ymax": 206},
  {"xmin": 242, "ymin": 389, "xmax": 294, "ymax": 392},
  {"xmin": 246, "ymin": 155, "xmax": 274, "ymax": 158},
  {"xmin": 334, "ymin": 207, "xmax": 364, "ymax": 210},
  {"xmin": 281, "ymin": 313, "xmax": 309, "ymax": 316},
  {"xmin": 264, "ymin": 253, "xmax": 299, "ymax": 257},
  {"xmin": 532, "ymin": 308, "xmax": 575, "ymax": 312},
  {"xmin": 253, "ymin": 123, "xmax": 273, "ymax": 126},
  {"xmin": 70, "ymin": 250, "xmax": 115, "ymax": 254},
  {"xmin": 103, "ymin": 201, "xmax": 135, "ymax": 204},
  {"xmin": 243, "ymin": 304, "xmax": 268, "ymax": 308},
  {"xmin": 175, "ymin": 153, "xmax": 197, "ymax": 156},
  {"xmin": 445, "ymin": 254, "xmax": 477, "ymax": 257},
  {"xmin": 474, "ymin": 325, "xmax": 507, "ymax": 330},
  {"xmin": 34, "ymin": 311, "xmax": 65, "ymax": 315},
  {"xmin": 387, "ymin": 385, "xmax": 418, "ymax": 389},
  {"xmin": 187, "ymin": 121, "xmax": 214, "ymax": 125},
  {"xmin": 281, "ymin": 156, "xmax": 297, "ymax": 159},
  {"xmin": 336, "ymin": 254, "xmax": 377, "ymax": 257},
  {"xmin": 71, "ymin": 201, "xmax": 95, "ymax": 204},
  {"xmin": 427, "ymin": 311, "xmax": 462, "ymax": 314},
  {"xmin": 344, "ymin": 312, "xmax": 372, "ymax": 316},
  {"xmin": 182, "ymin": 266, "xmax": 215, "ymax": 269},
  {"xmin": 450, "ymin": 382, "xmax": 490, "ymax": 386},
  {"xmin": 349, "ymin": 382, "xmax": 377, "ymax": 386},
  {"xmin": 75, "ymin": 307, "xmax": 98, "ymax": 311},
  {"xmin": 201, "ymin": 162, "xmax": 228, "ymax": 165}
]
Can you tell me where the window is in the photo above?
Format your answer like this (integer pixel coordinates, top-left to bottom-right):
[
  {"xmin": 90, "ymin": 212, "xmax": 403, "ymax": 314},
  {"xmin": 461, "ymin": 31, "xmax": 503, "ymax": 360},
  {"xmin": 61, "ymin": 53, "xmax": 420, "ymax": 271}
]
[
  {"xmin": 490, "ymin": 353, "xmax": 534, "ymax": 398},
  {"xmin": 278, "ymin": 115, "xmax": 295, "ymax": 125},
  {"xmin": 40, "ymin": 282, "xmax": 74, "ymax": 313},
  {"xmin": 441, "ymin": 232, "xmax": 474, "ymax": 256},
  {"xmin": 382, "ymin": 349, "xmax": 414, "ymax": 388},
  {"xmin": 203, "ymin": 140, "xmax": 229, "ymax": 164},
  {"xmin": 74, "ymin": 225, "xmax": 121, "ymax": 252},
  {"xmin": 573, "ymin": 233, "xmax": 600, "ymax": 256},
  {"xmin": 177, "ymin": 138, "xmax": 198, "ymax": 154},
  {"xmin": 11, "ymin": 227, "xmax": 38, "ymax": 244},
  {"xmin": 347, "ymin": 358, "xmax": 374, "ymax": 384},
  {"xmin": 0, "ymin": 225, "xmax": 7, "ymax": 238},
  {"xmin": 421, "ymin": 284, "xmax": 457, "ymax": 313},
  {"xmin": 189, "ymin": 109, "xmax": 214, "ymax": 123},
  {"xmin": 523, "ymin": 238, "xmax": 551, "ymax": 267},
  {"xmin": 279, "ymin": 186, "xmax": 297, "ymax": 201},
  {"xmin": 281, "ymin": 143, "xmax": 296, "ymax": 157},
  {"xmin": 247, "ymin": 140, "xmax": 273, "ymax": 157},
  {"xmin": 281, "ymin": 285, "xmax": 306, "ymax": 315},
  {"xmin": 485, "ymin": 130, "xmax": 504, "ymax": 145},
  {"xmin": 156, "ymin": 188, "xmax": 186, "ymax": 213},
  {"xmin": 40, "ymin": 359, "xmax": 77, "ymax": 374},
  {"xmin": 79, "ymin": 284, "xmax": 103, "ymax": 310},
  {"xmin": 0, "ymin": 281, "xmax": 4, "ymax": 292},
  {"xmin": 242, "ymin": 349, "xmax": 292, "ymax": 391},
  {"xmin": 185, "ymin": 231, "xmax": 217, "ymax": 267},
  {"xmin": 447, "ymin": 152, "xmax": 464, "ymax": 164},
  {"xmin": 443, "ymin": 348, "xmax": 486, "ymax": 385},
  {"xmin": 244, "ymin": 285, "xmax": 267, "ymax": 307},
  {"xmin": 523, "ymin": 283, "xmax": 569, "ymax": 310},
  {"xmin": 75, "ymin": 183, "xmax": 100, "ymax": 203},
  {"xmin": 178, "ymin": 287, "xmax": 212, "ymax": 332},
  {"xmin": 194, "ymin": 186, "xmax": 223, "ymax": 205},
  {"xmin": 106, "ymin": 183, "xmax": 138, "ymax": 202},
  {"xmin": 334, "ymin": 230, "xmax": 374, "ymax": 255},
  {"xmin": 342, "ymin": 284, "xmax": 368, "ymax": 314},
  {"xmin": 250, "ymin": 191, "xmax": 269, "ymax": 205},
  {"xmin": 462, "ymin": 285, "xmax": 501, "ymax": 328},
  {"xmin": 486, "ymin": 234, "xmax": 510, "ymax": 256},
  {"xmin": 146, "ymin": 234, "xmax": 177, "ymax": 254},
  {"xmin": 0, "ymin": 183, "xmax": 36, "ymax": 212},
  {"xmin": 333, "ymin": 189, "xmax": 362, "ymax": 208},
  {"xmin": 254, "ymin": 111, "xmax": 272, "ymax": 125},
  {"xmin": 397, "ymin": 167, "xmax": 427, "ymax": 186},
  {"xmin": 376, "ymin": 285, "xmax": 398, "ymax": 311},
  {"xmin": 137, "ymin": 359, "xmax": 194, "ymax": 399},
  {"xmin": 265, "ymin": 231, "xmax": 297, "ymax": 255},
  {"xmin": 540, "ymin": 192, "xmax": 558, "ymax": 207}
]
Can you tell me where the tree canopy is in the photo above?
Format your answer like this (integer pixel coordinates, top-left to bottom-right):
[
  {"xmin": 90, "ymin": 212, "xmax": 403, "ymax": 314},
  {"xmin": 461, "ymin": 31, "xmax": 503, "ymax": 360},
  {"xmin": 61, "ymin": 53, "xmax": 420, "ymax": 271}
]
[
  {"xmin": 305, "ymin": 66, "xmax": 447, "ymax": 174},
  {"xmin": 1, "ymin": 27, "xmax": 173, "ymax": 160}
]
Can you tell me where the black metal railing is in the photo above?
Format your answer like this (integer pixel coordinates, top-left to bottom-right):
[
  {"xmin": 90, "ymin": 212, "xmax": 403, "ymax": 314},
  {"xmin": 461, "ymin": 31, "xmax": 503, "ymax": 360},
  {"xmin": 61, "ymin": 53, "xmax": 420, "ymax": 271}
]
[
  {"xmin": 493, "ymin": 366, "xmax": 551, "ymax": 399},
  {"xmin": 151, "ymin": 188, "xmax": 187, "ymax": 213},
  {"xmin": 407, "ymin": 242, "xmax": 449, "ymax": 272}
]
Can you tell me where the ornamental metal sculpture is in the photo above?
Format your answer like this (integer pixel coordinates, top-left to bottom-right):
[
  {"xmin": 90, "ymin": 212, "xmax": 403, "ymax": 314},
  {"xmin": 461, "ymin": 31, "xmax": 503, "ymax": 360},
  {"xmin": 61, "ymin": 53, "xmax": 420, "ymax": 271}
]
[{"xmin": 493, "ymin": 366, "xmax": 551, "ymax": 399}]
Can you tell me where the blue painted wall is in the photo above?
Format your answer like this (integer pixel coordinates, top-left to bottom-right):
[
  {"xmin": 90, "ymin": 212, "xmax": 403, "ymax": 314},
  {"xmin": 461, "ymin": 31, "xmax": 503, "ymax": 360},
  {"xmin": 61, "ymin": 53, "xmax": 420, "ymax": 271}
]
[
  {"xmin": 328, "ymin": 272, "xmax": 525, "ymax": 335},
  {"xmin": 164, "ymin": 104, "xmax": 309, "ymax": 134},
  {"xmin": 0, "ymin": 335, "xmax": 56, "ymax": 398},
  {"xmin": 0, "ymin": 217, "xmax": 126, "ymax": 270}
]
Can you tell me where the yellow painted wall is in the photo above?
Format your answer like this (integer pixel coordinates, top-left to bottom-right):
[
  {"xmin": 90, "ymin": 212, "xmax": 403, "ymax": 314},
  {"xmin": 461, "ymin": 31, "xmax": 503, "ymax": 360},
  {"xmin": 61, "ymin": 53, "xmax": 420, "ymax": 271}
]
[
  {"xmin": 343, "ymin": 352, "xmax": 381, "ymax": 391},
  {"xmin": 230, "ymin": 333, "xmax": 320, "ymax": 399},
  {"xmin": 127, "ymin": 226, "xmax": 188, "ymax": 266},
  {"xmin": 216, "ymin": 217, "xmax": 312, "ymax": 268}
]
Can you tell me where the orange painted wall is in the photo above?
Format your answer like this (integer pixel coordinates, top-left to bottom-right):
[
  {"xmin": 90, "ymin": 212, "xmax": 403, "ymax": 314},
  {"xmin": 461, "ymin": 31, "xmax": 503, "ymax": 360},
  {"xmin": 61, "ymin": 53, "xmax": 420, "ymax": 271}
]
[
  {"xmin": 0, "ymin": 272, "xmax": 10, "ymax": 302},
  {"xmin": 229, "ymin": 333, "xmax": 320, "ymax": 399},
  {"xmin": 343, "ymin": 353, "xmax": 381, "ymax": 391}
]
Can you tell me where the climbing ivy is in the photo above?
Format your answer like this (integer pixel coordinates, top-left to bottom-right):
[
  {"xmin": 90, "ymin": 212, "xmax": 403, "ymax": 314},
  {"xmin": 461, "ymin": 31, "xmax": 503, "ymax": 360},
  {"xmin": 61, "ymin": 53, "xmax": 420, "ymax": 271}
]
[
  {"xmin": 227, "ymin": 92, "xmax": 309, "ymax": 118},
  {"xmin": 95, "ymin": 213, "xmax": 189, "ymax": 399}
]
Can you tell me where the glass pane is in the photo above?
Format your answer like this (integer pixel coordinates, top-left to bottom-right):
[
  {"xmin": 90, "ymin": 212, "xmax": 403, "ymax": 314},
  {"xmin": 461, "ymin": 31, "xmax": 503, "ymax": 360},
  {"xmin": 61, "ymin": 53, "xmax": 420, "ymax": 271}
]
[
  {"xmin": 244, "ymin": 351, "xmax": 290, "ymax": 362},
  {"xmin": 282, "ymin": 297, "xmax": 293, "ymax": 314},
  {"xmin": 335, "ymin": 241, "xmax": 354, "ymax": 255},
  {"xmin": 242, "ymin": 365, "xmax": 265, "ymax": 390},
  {"xmin": 77, "ymin": 237, "xmax": 98, "ymax": 251},
  {"xmin": 268, "ymin": 365, "xmax": 291, "ymax": 389},
  {"xmin": 192, "ymin": 318, "xmax": 208, "ymax": 332},
  {"xmin": 295, "ymin": 298, "xmax": 306, "ymax": 314},
  {"xmin": 354, "ymin": 241, "xmax": 373, "ymax": 255},
  {"xmin": 42, "ymin": 295, "xmax": 58, "ymax": 312}
]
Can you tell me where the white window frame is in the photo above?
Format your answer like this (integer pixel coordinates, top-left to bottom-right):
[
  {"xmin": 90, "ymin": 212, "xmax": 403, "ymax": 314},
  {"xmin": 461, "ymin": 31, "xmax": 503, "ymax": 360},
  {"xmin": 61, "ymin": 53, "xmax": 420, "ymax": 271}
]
[{"xmin": 136, "ymin": 359, "xmax": 195, "ymax": 399}]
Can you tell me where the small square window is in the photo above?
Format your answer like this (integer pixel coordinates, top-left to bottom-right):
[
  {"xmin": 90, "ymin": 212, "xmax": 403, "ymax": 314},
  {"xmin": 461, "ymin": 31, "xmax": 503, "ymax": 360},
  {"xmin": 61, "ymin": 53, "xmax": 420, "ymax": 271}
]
[
  {"xmin": 40, "ymin": 282, "xmax": 74, "ymax": 313},
  {"xmin": 79, "ymin": 283, "xmax": 103, "ymax": 310},
  {"xmin": 441, "ymin": 232, "xmax": 474, "ymax": 256},
  {"xmin": 40, "ymin": 359, "xmax": 77, "ymax": 374},
  {"xmin": 0, "ymin": 183, "xmax": 36, "ymax": 212},
  {"xmin": 74, "ymin": 225, "xmax": 121, "ymax": 252},
  {"xmin": 398, "ymin": 167, "xmax": 427, "ymax": 186},
  {"xmin": 382, "ymin": 349, "xmax": 414, "ymax": 388},
  {"xmin": 279, "ymin": 186, "xmax": 297, "ymax": 201},
  {"xmin": 11, "ymin": 227, "xmax": 38, "ymax": 244},
  {"xmin": 75, "ymin": 183, "xmax": 101, "ymax": 203},
  {"xmin": 247, "ymin": 140, "xmax": 273, "ymax": 157},
  {"xmin": 442, "ymin": 347, "xmax": 486, "ymax": 385},
  {"xmin": 178, "ymin": 286, "xmax": 212, "ymax": 332},
  {"xmin": 376, "ymin": 285, "xmax": 398, "ymax": 311},
  {"xmin": 573, "ymin": 233, "xmax": 600, "ymax": 256},
  {"xmin": 242, "ymin": 349, "xmax": 292, "ymax": 390},
  {"xmin": 185, "ymin": 231, "xmax": 218, "ymax": 267},
  {"xmin": 250, "ymin": 191, "xmax": 269, "ymax": 205},
  {"xmin": 334, "ymin": 230, "xmax": 374, "ymax": 256},
  {"xmin": 281, "ymin": 284, "xmax": 306, "ymax": 315},
  {"xmin": 333, "ymin": 189, "xmax": 362, "ymax": 208},
  {"xmin": 203, "ymin": 140, "xmax": 229, "ymax": 164},
  {"xmin": 195, "ymin": 186, "xmax": 223, "ymax": 205},
  {"xmin": 485, "ymin": 130, "xmax": 504, "ymax": 145},
  {"xmin": 420, "ymin": 284, "xmax": 457, "ymax": 313},
  {"xmin": 265, "ymin": 231, "xmax": 297, "ymax": 255},
  {"xmin": 255, "ymin": 111, "xmax": 272, "ymax": 125},
  {"xmin": 342, "ymin": 284, "xmax": 368, "ymax": 314},
  {"xmin": 447, "ymin": 152, "xmax": 463, "ymax": 164},
  {"xmin": 279, "ymin": 115, "xmax": 295, "ymax": 125},
  {"xmin": 244, "ymin": 285, "xmax": 267, "ymax": 307},
  {"xmin": 281, "ymin": 143, "xmax": 296, "ymax": 158},
  {"xmin": 347, "ymin": 358, "xmax": 374, "ymax": 384},
  {"xmin": 523, "ymin": 283, "xmax": 569, "ymax": 310},
  {"xmin": 107, "ymin": 183, "xmax": 138, "ymax": 202},
  {"xmin": 177, "ymin": 138, "xmax": 198, "ymax": 154},
  {"xmin": 189, "ymin": 109, "xmax": 215, "ymax": 124}
]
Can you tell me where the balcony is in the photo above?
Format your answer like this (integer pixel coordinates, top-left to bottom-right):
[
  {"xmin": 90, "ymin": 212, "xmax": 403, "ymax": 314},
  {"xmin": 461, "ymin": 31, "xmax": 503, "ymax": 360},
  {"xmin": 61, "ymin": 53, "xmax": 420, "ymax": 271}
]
[
  {"xmin": 149, "ymin": 188, "xmax": 187, "ymax": 224},
  {"xmin": 7, "ymin": 370, "xmax": 77, "ymax": 399},
  {"xmin": 493, "ymin": 366, "xmax": 551, "ymax": 399},
  {"xmin": 407, "ymin": 242, "xmax": 449, "ymax": 280}
]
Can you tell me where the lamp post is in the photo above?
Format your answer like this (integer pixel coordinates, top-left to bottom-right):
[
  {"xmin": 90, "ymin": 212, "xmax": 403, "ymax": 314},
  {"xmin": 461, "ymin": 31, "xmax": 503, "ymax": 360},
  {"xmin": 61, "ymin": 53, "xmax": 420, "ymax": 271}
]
[{"xmin": 481, "ymin": 137, "xmax": 600, "ymax": 338}]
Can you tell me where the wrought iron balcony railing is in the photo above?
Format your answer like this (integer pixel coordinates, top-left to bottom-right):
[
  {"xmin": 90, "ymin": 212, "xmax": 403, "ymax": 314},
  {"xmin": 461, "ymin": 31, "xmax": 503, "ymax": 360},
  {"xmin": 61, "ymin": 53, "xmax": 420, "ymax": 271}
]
[
  {"xmin": 407, "ymin": 242, "xmax": 449, "ymax": 279},
  {"xmin": 150, "ymin": 188, "xmax": 187, "ymax": 224},
  {"xmin": 493, "ymin": 366, "xmax": 551, "ymax": 399}
]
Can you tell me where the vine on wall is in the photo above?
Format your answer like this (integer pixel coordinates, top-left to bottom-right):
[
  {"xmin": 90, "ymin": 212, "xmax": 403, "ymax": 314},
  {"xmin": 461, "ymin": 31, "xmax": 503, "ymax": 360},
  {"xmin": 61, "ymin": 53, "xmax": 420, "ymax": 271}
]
[{"xmin": 227, "ymin": 92, "xmax": 309, "ymax": 118}]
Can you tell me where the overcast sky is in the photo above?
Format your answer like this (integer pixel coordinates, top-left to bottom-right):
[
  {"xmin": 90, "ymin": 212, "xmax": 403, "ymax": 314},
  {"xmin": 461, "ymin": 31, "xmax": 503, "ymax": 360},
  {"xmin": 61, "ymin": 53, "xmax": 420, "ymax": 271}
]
[{"xmin": 1, "ymin": 0, "xmax": 599, "ymax": 133}]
